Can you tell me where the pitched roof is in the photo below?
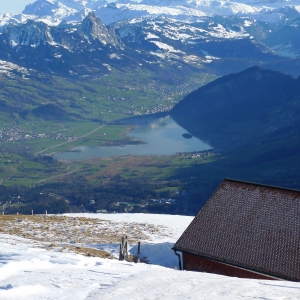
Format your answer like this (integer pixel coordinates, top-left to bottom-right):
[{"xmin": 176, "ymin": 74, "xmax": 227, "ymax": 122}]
[{"xmin": 174, "ymin": 179, "xmax": 300, "ymax": 281}]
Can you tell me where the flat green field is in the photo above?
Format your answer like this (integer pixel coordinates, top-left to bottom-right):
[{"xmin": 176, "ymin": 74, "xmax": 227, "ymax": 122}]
[{"xmin": 0, "ymin": 152, "xmax": 71, "ymax": 187}]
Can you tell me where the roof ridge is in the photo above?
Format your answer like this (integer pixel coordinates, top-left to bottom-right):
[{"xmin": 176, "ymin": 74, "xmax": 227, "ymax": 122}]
[{"xmin": 224, "ymin": 178, "xmax": 300, "ymax": 194}]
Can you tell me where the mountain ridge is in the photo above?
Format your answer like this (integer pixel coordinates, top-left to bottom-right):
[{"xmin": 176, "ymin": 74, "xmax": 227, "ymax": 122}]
[
  {"xmin": 2, "ymin": 0, "xmax": 300, "ymax": 27},
  {"xmin": 1, "ymin": 1, "xmax": 300, "ymax": 78},
  {"xmin": 2, "ymin": 12, "xmax": 298, "ymax": 78}
]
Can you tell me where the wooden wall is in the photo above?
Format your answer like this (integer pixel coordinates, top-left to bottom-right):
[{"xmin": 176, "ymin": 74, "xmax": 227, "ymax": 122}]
[{"xmin": 183, "ymin": 252, "xmax": 276, "ymax": 280}]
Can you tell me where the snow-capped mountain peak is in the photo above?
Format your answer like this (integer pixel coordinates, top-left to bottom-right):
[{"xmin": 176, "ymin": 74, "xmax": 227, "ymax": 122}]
[
  {"xmin": 1, "ymin": 0, "xmax": 300, "ymax": 27},
  {"xmin": 4, "ymin": 20, "xmax": 54, "ymax": 48}
]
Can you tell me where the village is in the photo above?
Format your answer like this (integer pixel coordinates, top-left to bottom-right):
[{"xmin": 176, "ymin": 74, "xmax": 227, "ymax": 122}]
[
  {"xmin": 176, "ymin": 149, "xmax": 214, "ymax": 160},
  {"xmin": 0, "ymin": 125, "xmax": 77, "ymax": 143}
]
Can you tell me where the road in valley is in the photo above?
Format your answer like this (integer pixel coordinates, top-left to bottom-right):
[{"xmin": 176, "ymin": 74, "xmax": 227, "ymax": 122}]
[
  {"xmin": 34, "ymin": 124, "xmax": 105, "ymax": 186},
  {"xmin": 35, "ymin": 124, "xmax": 105, "ymax": 156}
]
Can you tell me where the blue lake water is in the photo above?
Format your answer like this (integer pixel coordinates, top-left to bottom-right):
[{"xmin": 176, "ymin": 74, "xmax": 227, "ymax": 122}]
[{"xmin": 55, "ymin": 115, "xmax": 211, "ymax": 160}]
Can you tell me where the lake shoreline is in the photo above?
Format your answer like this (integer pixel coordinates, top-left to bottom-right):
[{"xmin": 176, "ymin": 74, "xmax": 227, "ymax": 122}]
[{"xmin": 54, "ymin": 115, "xmax": 211, "ymax": 161}]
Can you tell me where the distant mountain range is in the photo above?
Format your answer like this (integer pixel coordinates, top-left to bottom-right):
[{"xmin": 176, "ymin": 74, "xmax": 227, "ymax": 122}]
[
  {"xmin": 1, "ymin": 1, "xmax": 300, "ymax": 126},
  {"xmin": 0, "ymin": 0, "xmax": 299, "ymax": 79},
  {"xmin": 3, "ymin": 0, "xmax": 300, "ymax": 27},
  {"xmin": 0, "ymin": 10, "xmax": 300, "ymax": 79}
]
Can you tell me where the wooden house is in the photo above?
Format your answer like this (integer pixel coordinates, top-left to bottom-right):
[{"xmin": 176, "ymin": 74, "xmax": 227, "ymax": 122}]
[{"xmin": 173, "ymin": 179, "xmax": 300, "ymax": 281}]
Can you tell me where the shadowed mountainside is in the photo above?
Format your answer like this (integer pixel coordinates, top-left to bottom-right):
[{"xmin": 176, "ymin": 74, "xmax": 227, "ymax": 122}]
[
  {"xmin": 171, "ymin": 66, "xmax": 300, "ymax": 148},
  {"xmin": 171, "ymin": 66, "xmax": 300, "ymax": 190}
]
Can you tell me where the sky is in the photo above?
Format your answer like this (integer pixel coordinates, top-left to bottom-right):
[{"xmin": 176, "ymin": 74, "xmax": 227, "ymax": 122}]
[
  {"xmin": 0, "ymin": 0, "xmax": 35, "ymax": 14},
  {"xmin": 0, "ymin": 0, "xmax": 116, "ymax": 15}
]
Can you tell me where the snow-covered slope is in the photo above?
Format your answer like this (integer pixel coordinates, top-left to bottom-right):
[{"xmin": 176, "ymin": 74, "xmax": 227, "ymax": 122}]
[
  {"xmin": 1, "ymin": 13, "xmax": 123, "ymax": 51},
  {"xmin": 0, "ymin": 0, "xmax": 298, "ymax": 75},
  {"xmin": 1, "ymin": 0, "xmax": 300, "ymax": 27},
  {"xmin": 0, "ymin": 13, "xmax": 13, "ymax": 26},
  {"xmin": 0, "ymin": 60, "xmax": 31, "ymax": 77},
  {"xmin": 114, "ymin": 16, "xmax": 277, "ymax": 67},
  {"xmin": 0, "ymin": 213, "xmax": 299, "ymax": 300},
  {"xmin": 0, "ymin": 13, "xmax": 128, "ymax": 76},
  {"xmin": 0, "ymin": 12, "xmax": 286, "ymax": 77}
]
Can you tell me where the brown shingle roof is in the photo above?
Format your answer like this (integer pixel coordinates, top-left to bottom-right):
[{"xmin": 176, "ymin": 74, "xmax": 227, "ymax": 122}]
[{"xmin": 174, "ymin": 179, "xmax": 300, "ymax": 281}]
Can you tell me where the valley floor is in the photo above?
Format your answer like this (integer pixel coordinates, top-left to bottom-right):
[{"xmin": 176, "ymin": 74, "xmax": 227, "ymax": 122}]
[{"xmin": 0, "ymin": 214, "xmax": 299, "ymax": 299}]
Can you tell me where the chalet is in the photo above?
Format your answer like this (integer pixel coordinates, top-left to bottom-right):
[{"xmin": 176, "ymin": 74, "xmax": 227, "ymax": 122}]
[{"xmin": 173, "ymin": 179, "xmax": 300, "ymax": 281}]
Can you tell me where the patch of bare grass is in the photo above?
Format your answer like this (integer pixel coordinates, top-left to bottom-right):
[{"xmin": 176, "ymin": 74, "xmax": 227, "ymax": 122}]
[{"xmin": 0, "ymin": 214, "xmax": 170, "ymax": 258}]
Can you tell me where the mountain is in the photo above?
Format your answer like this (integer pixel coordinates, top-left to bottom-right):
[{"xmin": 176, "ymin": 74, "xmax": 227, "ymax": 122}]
[
  {"xmin": 114, "ymin": 16, "xmax": 280, "ymax": 69},
  {"xmin": 171, "ymin": 66, "xmax": 300, "ymax": 148},
  {"xmin": 171, "ymin": 66, "xmax": 300, "ymax": 189},
  {"xmin": 1, "ymin": 12, "xmax": 294, "ymax": 78},
  {"xmin": 1, "ymin": 0, "xmax": 300, "ymax": 79},
  {"xmin": 263, "ymin": 17, "xmax": 300, "ymax": 58},
  {"xmin": 0, "ymin": 13, "xmax": 134, "ymax": 76},
  {"xmin": 2, "ymin": 0, "xmax": 300, "ymax": 27}
]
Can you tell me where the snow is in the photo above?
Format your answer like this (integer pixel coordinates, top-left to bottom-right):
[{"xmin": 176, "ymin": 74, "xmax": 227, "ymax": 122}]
[
  {"xmin": 0, "ymin": 60, "xmax": 30, "ymax": 76},
  {"xmin": 0, "ymin": 213, "xmax": 300, "ymax": 299},
  {"xmin": 243, "ymin": 19, "xmax": 253, "ymax": 26},
  {"xmin": 208, "ymin": 23, "xmax": 249, "ymax": 38},
  {"xmin": 150, "ymin": 41, "xmax": 184, "ymax": 53},
  {"xmin": 145, "ymin": 32, "xmax": 160, "ymax": 39},
  {"xmin": 203, "ymin": 55, "xmax": 221, "ymax": 63},
  {"xmin": 117, "ymin": 17, "xmax": 251, "ymax": 48},
  {"xmin": 109, "ymin": 53, "xmax": 121, "ymax": 59},
  {"xmin": 103, "ymin": 63, "xmax": 112, "ymax": 70},
  {"xmin": 1, "ymin": 0, "xmax": 299, "ymax": 27}
]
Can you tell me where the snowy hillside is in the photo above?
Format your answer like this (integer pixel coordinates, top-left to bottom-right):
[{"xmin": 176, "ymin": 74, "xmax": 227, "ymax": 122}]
[
  {"xmin": 0, "ymin": 60, "xmax": 31, "ymax": 77},
  {"xmin": 0, "ymin": 0, "xmax": 300, "ymax": 69},
  {"xmin": 1, "ymin": 0, "xmax": 300, "ymax": 26},
  {"xmin": 1, "ymin": 11, "xmax": 285, "ymax": 77},
  {"xmin": 0, "ymin": 213, "xmax": 299, "ymax": 299}
]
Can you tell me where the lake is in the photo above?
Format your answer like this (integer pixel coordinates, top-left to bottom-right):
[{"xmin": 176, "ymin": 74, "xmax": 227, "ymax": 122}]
[{"xmin": 54, "ymin": 115, "xmax": 211, "ymax": 160}]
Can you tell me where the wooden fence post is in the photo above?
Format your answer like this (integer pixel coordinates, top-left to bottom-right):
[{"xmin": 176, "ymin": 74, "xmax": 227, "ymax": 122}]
[
  {"xmin": 119, "ymin": 236, "xmax": 128, "ymax": 261},
  {"xmin": 119, "ymin": 243, "xmax": 123, "ymax": 261},
  {"xmin": 124, "ymin": 236, "xmax": 128, "ymax": 261},
  {"xmin": 136, "ymin": 241, "xmax": 141, "ymax": 263}
]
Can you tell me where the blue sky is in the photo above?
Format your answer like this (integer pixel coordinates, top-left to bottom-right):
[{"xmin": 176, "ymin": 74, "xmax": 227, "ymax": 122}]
[
  {"xmin": 0, "ymin": 0, "xmax": 35, "ymax": 14},
  {"xmin": 0, "ymin": 0, "xmax": 116, "ymax": 15}
]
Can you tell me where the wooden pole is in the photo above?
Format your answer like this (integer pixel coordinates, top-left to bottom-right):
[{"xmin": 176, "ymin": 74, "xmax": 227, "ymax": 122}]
[
  {"xmin": 119, "ymin": 244, "xmax": 123, "ymax": 261},
  {"xmin": 119, "ymin": 236, "xmax": 129, "ymax": 261},
  {"xmin": 124, "ymin": 236, "xmax": 128, "ymax": 261}
]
